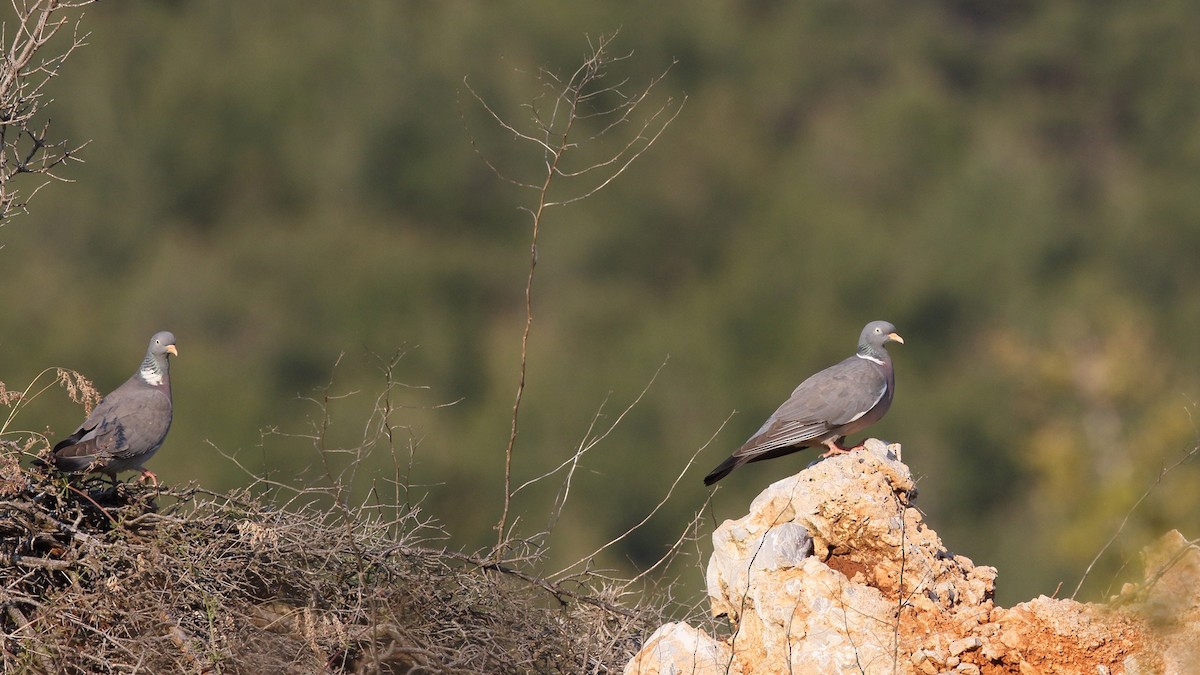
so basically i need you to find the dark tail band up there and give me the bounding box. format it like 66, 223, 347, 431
703, 455, 740, 486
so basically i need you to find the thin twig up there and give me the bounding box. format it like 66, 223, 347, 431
553, 408, 730, 581
1072, 437, 1200, 599
1111, 536, 1200, 606
416, 546, 641, 620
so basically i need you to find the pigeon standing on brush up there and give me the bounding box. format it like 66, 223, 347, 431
48, 331, 178, 486
704, 321, 903, 485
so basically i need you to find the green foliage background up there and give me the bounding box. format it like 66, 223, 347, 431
4, 1, 1200, 607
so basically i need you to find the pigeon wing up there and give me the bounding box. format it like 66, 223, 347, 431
52, 380, 172, 469
732, 356, 888, 461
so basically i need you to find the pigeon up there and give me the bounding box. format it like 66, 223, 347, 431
48, 331, 178, 486
704, 321, 903, 485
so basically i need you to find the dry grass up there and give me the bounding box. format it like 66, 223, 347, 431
0, 468, 666, 674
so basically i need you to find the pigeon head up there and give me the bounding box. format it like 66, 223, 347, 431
139, 331, 178, 386
858, 321, 903, 360
149, 331, 178, 358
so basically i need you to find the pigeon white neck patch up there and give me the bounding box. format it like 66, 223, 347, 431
856, 352, 884, 365
140, 367, 164, 386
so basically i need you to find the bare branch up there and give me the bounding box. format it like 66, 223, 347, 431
513, 358, 668, 500
462, 31, 682, 558
553, 411, 734, 581
0, 0, 96, 222
547, 95, 684, 208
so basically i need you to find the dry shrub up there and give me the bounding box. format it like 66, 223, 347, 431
0, 469, 665, 674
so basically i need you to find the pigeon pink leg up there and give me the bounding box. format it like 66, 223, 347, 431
818, 437, 852, 458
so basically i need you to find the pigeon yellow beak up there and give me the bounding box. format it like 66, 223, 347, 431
166, 345, 179, 357
887, 332, 904, 345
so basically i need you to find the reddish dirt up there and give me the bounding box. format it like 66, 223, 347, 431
824, 552, 873, 586
894, 595, 1155, 674
829, 512, 1158, 673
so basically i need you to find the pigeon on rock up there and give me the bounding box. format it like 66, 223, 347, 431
704, 321, 903, 486
49, 331, 178, 486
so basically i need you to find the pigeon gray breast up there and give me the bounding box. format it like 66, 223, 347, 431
50, 331, 178, 485
704, 321, 902, 485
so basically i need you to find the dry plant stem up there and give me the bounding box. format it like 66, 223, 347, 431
840, 594, 868, 675
370, 349, 414, 524
892, 493, 907, 674
1071, 438, 1200, 600
513, 359, 669, 522
302, 359, 386, 668
64, 483, 116, 525
494, 137, 556, 557
465, 32, 682, 557
553, 409, 732, 582
493, 61, 585, 554
416, 545, 641, 621
0, 0, 94, 221
1113, 536, 1200, 606
0, 368, 65, 435
6, 605, 54, 672
1, 368, 97, 454
625, 491, 714, 590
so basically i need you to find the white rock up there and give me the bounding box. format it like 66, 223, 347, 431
622, 622, 731, 675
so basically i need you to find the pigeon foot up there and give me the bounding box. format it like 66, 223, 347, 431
819, 438, 852, 458
137, 469, 159, 487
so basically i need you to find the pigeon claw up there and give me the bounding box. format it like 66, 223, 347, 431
137, 469, 159, 487
818, 438, 873, 458
818, 438, 852, 458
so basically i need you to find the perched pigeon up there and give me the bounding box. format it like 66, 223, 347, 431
48, 331, 178, 486
704, 321, 903, 485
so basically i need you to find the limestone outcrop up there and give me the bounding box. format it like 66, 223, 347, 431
625, 440, 1199, 675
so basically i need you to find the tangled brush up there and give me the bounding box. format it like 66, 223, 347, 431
0, 465, 659, 674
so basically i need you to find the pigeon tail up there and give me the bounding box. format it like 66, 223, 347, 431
703, 455, 741, 486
